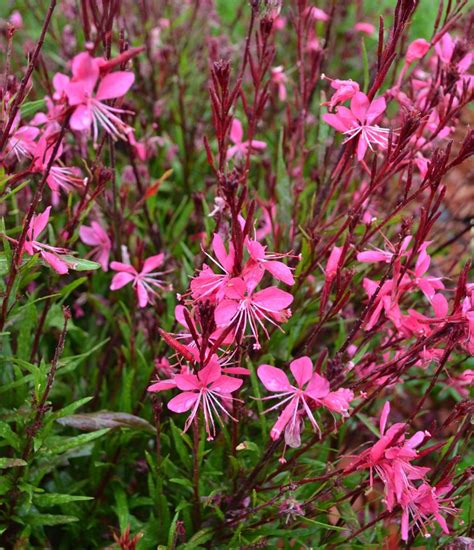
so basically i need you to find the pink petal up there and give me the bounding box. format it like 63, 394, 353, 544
147, 379, 177, 392
53, 72, 70, 96
79, 225, 101, 246
70, 104, 93, 131
257, 364, 292, 392
270, 399, 297, 440
198, 362, 222, 386
322, 111, 354, 133
214, 299, 239, 327
249, 139, 267, 150
253, 286, 293, 311
365, 96, 386, 124
212, 233, 234, 272
264, 261, 295, 285
432, 293, 448, 318
168, 391, 199, 413
289, 356, 314, 388
230, 118, 243, 144
71, 52, 100, 89
96, 71, 135, 100
350, 92, 370, 122
379, 401, 391, 435
356, 137, 368, 161
32, 207, 51, 240
357, 250, 391, 263
135, 280, 149, 308
110, 261, 137, 274
210, 375, 243, 394
322, 388, 354, 415
142, 253, 164, 274
110, 271, 135, 290
306, 372, 330, 399
41, 251, 69, 275
175, 373, 200, 391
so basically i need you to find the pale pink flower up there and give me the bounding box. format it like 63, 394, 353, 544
9, 10, 23, 29
79, 221, 112, 271
323, 92, 391, 160
257, 357, 354, 446
64, 52, 135, 143
148, 361, 243, 440
226, 119, 267, 160
110, 253, 168, 308
354, 22, 376, 35
214, 273, 293, 350
24, 207, 71, 274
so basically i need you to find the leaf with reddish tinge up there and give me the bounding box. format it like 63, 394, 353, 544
56, 412, 155, 433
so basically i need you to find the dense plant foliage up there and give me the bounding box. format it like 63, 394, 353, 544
0, 0, 473, 548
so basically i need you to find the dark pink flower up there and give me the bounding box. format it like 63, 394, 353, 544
148, 360, 243, 440
214, 274, 293, 349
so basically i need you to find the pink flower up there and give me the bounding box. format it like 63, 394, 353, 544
346, 402, 431, 514
257, 357, 354, 446
148, 360, 243, 440
271, 66, 288, 102
324, 246, 343, 282
191, 234, 235, 302
226, 119, 267, 160
110, 253, 168, 308
306, 7, 330, 21
357, 235, 412, 264
214, 273, 293, 349
435, 33, 472, 73
411, 243, 444, 300
24, 207, 71, 274
322, 76, 360, 110
400, 482, 456, 541
323, 92, 391, 160
64, 52, 135, 143
32, 131, 85, 200
79, 221, 112, 271
244, 238, 295, 286
405, 38, 430, 64
6, 115, 39, 161
354, 22, 376, 35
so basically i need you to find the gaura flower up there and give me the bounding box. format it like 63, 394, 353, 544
257, 357, 354, 446
110, 253, 169, 308
323, 91, 391, 160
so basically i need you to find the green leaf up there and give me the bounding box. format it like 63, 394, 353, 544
20, 99, 46, 118
170, 419, 192, 468
24, 513, 79, 526
59, 255, 101, 271
44, 429, 110, 454
33, 493, 93, 507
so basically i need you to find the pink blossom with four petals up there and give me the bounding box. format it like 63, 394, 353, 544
110, 253, 168, 308
79, 221, 112, 271
226, 118, 267, 160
